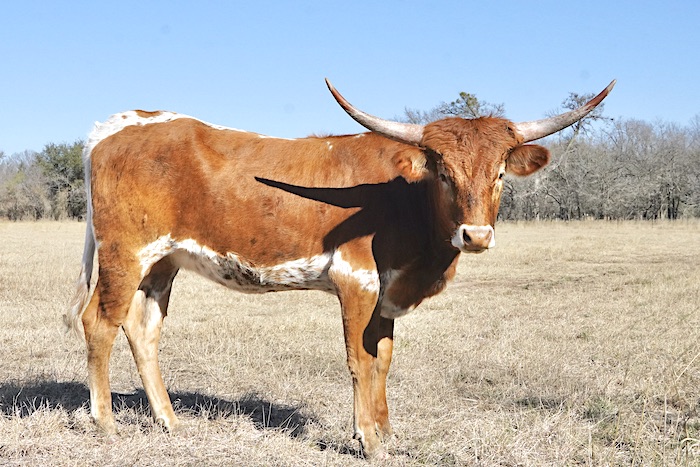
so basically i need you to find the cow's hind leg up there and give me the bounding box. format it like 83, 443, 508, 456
121, 257, 180, 431
81, 285, 119, 435
82, 266, 140, 436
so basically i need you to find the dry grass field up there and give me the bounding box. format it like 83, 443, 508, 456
1, 220, 699, 466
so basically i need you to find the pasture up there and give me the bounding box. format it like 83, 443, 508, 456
0, 220, 699, 466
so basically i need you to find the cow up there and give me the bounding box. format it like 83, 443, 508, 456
66, 78, 614, 459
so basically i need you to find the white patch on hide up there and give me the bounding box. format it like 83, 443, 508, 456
138, 235, 336, 293
328, 250, 380, 293
137, 237, 430, 319
85, 110, 292, 161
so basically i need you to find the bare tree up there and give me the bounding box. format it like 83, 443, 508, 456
0, 151, 52, 220
402, 92, 504, 124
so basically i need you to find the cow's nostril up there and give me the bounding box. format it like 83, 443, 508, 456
462, 229, 472, 245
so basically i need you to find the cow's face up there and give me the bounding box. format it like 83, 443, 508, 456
325, 78, 614, 253
421, 117, 549, 253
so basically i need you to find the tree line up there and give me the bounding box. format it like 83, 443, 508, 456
0, 141, 85, 220
404, 91, 700, 220
502, 117, 700, 220
0, 96, 698, 221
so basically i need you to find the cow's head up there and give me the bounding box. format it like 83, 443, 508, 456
326, 79, 615, 253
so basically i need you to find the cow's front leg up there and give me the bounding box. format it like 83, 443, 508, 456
344, 300, 388, 458
333, 274, 388, 459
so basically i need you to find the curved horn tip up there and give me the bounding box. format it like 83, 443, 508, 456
515, 79, 617, 143
598, 79, 617, 100
582, 79, 617, 110
324, 79, 355, 116
324, 78, 348, 103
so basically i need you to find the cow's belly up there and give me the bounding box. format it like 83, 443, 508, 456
137, 235, 418, 318
137, 234, 335, 293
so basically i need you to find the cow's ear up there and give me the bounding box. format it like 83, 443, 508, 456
392, 148, 429, 182
506, 144, 550, 176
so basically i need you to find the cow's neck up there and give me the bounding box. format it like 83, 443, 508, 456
379, 218, 460, 313
380, 178, 460, 306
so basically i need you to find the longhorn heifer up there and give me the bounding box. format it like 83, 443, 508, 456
67, 79, 614, 458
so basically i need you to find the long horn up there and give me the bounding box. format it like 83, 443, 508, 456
325, 78, 424, 146
515, 80, 617, 143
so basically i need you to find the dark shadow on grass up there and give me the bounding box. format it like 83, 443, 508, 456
0, 380, 312, 438
316, 437, 363, 458
170, 390, 312, 437
0, 380, 90, 416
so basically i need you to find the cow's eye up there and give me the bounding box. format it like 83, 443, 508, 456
439, 173, 448, 183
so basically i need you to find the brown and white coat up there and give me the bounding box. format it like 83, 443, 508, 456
67, 79, 614, 459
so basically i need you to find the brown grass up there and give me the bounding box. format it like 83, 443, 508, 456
1, 220, 699, 466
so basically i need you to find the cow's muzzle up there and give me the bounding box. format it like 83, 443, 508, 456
451, 225, 495, 253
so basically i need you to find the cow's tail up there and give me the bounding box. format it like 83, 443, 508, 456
64, 145, 95, 341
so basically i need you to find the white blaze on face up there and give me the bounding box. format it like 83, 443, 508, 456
451, 224, 496, 252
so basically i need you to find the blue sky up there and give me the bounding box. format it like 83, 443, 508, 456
1, 1, 698, 155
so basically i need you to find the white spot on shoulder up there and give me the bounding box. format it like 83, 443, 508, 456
328, 251, 379, 293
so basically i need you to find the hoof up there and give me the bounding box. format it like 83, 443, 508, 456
361, 439, 390, 461
155, 415, 182, 433
364, 446, 391, 461
104, 433, 120, 445
94, 418, 118, 437
376, 424, 395, 443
